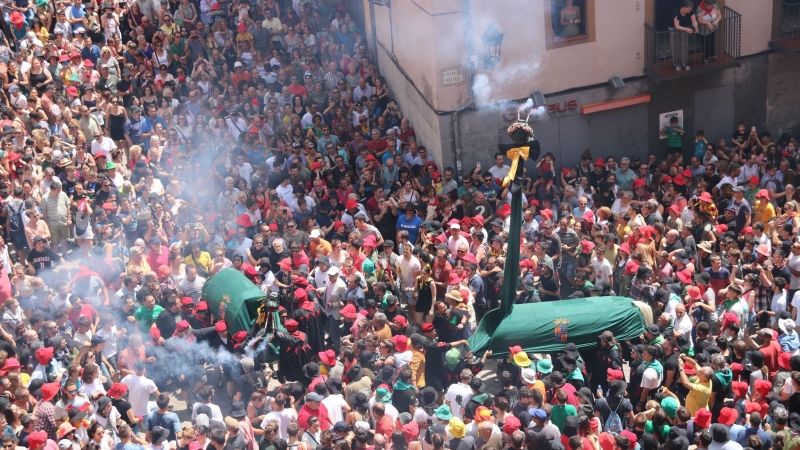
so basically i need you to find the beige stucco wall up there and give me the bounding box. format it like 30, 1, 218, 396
727, 0, 772, 56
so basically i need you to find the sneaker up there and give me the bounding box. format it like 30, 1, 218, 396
676, 66, 683, 72
684, 65, 690, 71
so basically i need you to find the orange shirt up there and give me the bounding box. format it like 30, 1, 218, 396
309, 238, 332, 258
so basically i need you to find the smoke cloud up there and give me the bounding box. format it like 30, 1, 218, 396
471, 57, 543, 109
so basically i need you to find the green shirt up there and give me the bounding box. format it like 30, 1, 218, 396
134, 305, 163, 333
550, 404, 577, 432
665, 126, 683, 148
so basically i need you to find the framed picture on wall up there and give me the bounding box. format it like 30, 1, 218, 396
550, 0, 588, 42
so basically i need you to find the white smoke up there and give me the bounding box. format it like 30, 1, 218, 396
471, 57, 543, 110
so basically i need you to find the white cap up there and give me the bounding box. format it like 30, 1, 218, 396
234, 61, 243, 68
310, 229, 321, 238
326, 266, 340, 276
52, 149, 62, 159
450, 223, 460, 229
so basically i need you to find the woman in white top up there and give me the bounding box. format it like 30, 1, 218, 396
80, 363, 108, 406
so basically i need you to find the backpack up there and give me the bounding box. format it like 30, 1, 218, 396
8, 201, 23, 233
604, 398, 623, 435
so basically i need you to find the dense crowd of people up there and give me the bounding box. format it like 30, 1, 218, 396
0, 1, 800, 450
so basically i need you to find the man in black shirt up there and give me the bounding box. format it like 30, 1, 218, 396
391, 367, 417, 415
155, 296, 182, 339
27, 236, 62, 277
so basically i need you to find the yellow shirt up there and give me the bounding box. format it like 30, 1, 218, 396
616, 223, 631, 240
685, 379, 712, 416
753, 200, 775, 225
186, 252, 212, 272
410, 349, 425, 387
126, 259, 151, 276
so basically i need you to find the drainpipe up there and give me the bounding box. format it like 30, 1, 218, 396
452, 0, 475, 182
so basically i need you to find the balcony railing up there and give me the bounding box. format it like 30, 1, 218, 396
770, 0, 800, 53
644, 7, 741, 81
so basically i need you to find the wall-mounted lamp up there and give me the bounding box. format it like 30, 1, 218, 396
481, 23, 504, 71
530, 91, 546, 107
608, 77, 625, 88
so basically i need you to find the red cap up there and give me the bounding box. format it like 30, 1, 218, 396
661, 175, 672, 183
365, 154, 376, 162
497, 204, 511, 218
718, 407, 737, 426
83, 59, 94, 67
624, 260, 639, 275
36, 346, 54, 364
181, 297, 194, 306
687, 286, 702, 300
196, 301, 208, 312
447, 272, 462, 285
149, 327, 161, 341
334, 220, 345, 229
634, 178, 646, 188
745, 401, 762, 414
346, 199, 358, 210
619, 243, 630, 254
312, 162, 323, 170
682, 362, 696, 375
742, 226, 754, 235
285, 319, 299, 331
340, 304, 357, 320
294, 288, 308, 301
779, 352, 792, 370
594, 158, 605, 166
421, 323, 434, 332
698, 192, 713, 203
749, 175, 760, 185
502, 415, 521, 435
393, 315, 408, 328
278, 258, 293, 271
607, 368, 624, 380
509, 345, 522, 355
318, 350, 336, 366
269, 222, 279, 231
694, 408, 712, 429
107, 382, 128, 398
215, 321, 228, 332
3, 358, 21, 371
249, 126, 259, 133
581, 239, 595, 253
677, 269, 693, 284
714, 224, 728, 234
27, 432, 47, 449
66, 86, 79, 96
236, 214, 254, 227
471, 215, 484, 226
756, 189, 770, 200
232, 330, 247, 343
176, 320, 190, 332
673, 174, 686, 186
682, 168, 693, 178
392, 335, 409, 353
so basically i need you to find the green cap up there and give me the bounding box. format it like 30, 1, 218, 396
36, 0, 47, 6
434, 404, 452, 421
68, 73, 81, 82
0, 151, 5, 160
445, 348, 460, 365
660, 396, 678, 418
536, 359, 553, 374
106, 161, 116, 170
362, 258, 375, 274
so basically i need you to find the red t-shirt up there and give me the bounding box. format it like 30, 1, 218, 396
760, 339, 782, 380
297, 403, 330, 430
374, 414, 395, 439
147, 246, 170, 271
67, 304, 99, 328
367, 139, 388, 154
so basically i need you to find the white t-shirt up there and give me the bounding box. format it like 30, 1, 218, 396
772, 291, 787, 326
592, 257, 613, 284
321, 394, 348, 425
444, 382, 472, 420
275, 183, 294, 204
397, 256, 421, 291
94, 326, 118, 358
91, 137, 117, 160
121, 374, 158, 416
488, 164, 510, 182
192, 402, 223, 422
640, 367, 662, 391
791, 291, 800, 321
789, 254, 800, 290
674, 315, 694, 346
261, 408, 297, 440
